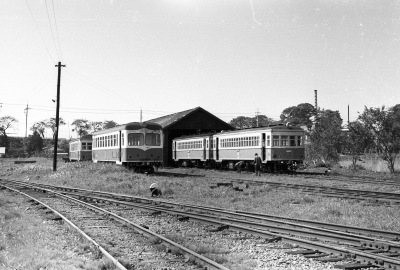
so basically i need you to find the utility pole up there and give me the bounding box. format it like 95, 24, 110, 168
53, 62, 65, 172
24, 104, 31, 138
255, 108, 260, 127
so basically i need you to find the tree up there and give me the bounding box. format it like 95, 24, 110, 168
26, 131, 44, 156
58, 139, 69, 153
90, 121, 103, 133
45, 117, 66, 140
358, 106, 400, 173
0, 116, 18, 152
230, 115, 277, 129
30, 121, 46, 138
280, 103, 315, 130
230, 116, 254, 129
71, 119, 90, 137
103, 120, 118, 129
343, 121, 374, 170
307, 109, 343, 165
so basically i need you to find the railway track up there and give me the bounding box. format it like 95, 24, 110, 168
0, 180, 230, 270
2, 178, 400, 270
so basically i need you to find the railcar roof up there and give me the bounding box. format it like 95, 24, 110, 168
91, 122, 162, 135
173, 133, 215, 141
217, 125, 304, 135
173, 125, 304, 140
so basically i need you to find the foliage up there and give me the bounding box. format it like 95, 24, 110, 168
307, 109, 343, 165
30, 121, 46, 138
26, 131, 44, 156
229, 115, 277, 129
58, 139, 69, 153
0, 116, 18, 152
90, 121, 103, 133
71, 119, 90, 137
280, 103, 315, 130
45, 117, 66, 140
343, 121, 374, 170
358, 105, 400, 173
103, 120, 118, 129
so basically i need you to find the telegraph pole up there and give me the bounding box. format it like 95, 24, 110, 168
53, 62, 65, 172
255, 108, 260, 127
24, 104, 30, 138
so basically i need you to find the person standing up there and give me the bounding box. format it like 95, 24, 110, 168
254, 153, 262, 176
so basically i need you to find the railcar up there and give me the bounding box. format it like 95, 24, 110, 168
172, 134, 215, 167
69, 135, 93, 162
172, 125, 305, 172
92, 122, 163, 173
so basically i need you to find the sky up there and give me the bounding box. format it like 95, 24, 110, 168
1, 0, 399, 139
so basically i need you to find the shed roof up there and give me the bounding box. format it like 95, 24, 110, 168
146, 107, 233, 130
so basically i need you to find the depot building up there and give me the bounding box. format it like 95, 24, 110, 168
146, 107, 233, 166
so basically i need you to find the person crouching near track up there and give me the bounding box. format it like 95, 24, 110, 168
150, 183, 162, 197
235, 161, 244, 173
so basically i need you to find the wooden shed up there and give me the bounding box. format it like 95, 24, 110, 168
146, 107, 233, 166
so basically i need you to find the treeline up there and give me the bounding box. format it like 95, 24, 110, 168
230, 103, 400, 174
0, 117, 118, 158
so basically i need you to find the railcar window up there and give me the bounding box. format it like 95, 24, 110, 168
281, 136, 288, 146
266, 135, 270, 146
82, 143, 87, 150
290, 136, 296, 146
145, 133, 161, 146
298, 136, 302, 146
128, 133, 144, 146
272, 136, 279, 146
122, 133, 124, 147
88, 143, 92, 150
206, 139, 209, 149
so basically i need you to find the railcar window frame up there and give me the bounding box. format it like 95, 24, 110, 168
272, 135, 279, 146
281, 136, 288, 146
290, 136, 296, 146
128, 133, 144, 146
145, 133, 161, 146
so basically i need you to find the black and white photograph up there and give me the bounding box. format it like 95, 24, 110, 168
1, 1, 400, 269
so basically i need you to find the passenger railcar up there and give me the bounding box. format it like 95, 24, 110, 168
172, 125, 305, 172
69, 135, 93, 162
172, 134, 214, 167
92, 122, 162, 173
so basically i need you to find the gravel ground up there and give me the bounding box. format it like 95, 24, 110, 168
104, 203, 346, 270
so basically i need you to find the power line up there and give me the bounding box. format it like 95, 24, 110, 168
51, 0, 63, 61
24, 0, 55, 64
44, 0, 61, 60
64, 68, 137, 106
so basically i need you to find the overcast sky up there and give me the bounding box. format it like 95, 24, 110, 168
1, 0, 399, 139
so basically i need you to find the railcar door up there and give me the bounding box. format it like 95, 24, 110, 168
173, 141, 177, 160
119, 131, 122, 162
203, 138, 206, 160
262, 133, 266, 161
216, 138, 219, 160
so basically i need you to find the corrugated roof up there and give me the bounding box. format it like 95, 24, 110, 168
145, 107, 201, 129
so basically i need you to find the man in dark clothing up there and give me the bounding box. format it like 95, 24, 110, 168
254, 153, 262, 176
